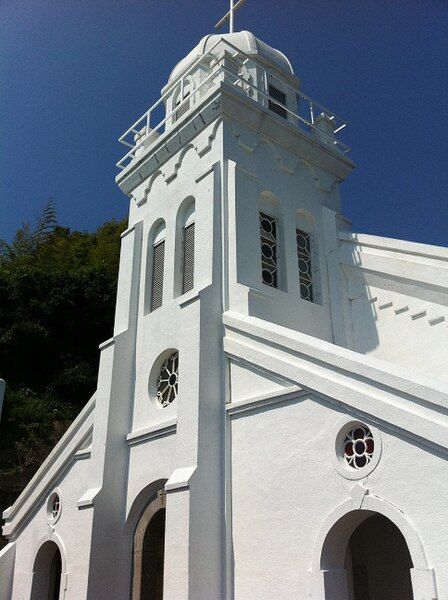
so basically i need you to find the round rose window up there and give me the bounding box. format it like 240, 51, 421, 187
156, 352, 179, 407
47, 492, 61, 521
343, 426, 374, 469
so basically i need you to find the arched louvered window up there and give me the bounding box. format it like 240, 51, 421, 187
175, 198, 195, 297
182, 210, 195, 294
150, 222, 166, 312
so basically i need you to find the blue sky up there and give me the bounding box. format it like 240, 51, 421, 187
1, 0, 447, 245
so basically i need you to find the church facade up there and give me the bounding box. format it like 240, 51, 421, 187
1, 31, 447, 600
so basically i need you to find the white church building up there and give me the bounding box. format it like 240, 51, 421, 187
1, 29, 447, 600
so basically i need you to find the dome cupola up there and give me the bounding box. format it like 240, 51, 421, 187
167, 30, 294, 86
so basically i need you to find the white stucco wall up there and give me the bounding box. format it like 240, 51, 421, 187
9, 455, 94, 600
340, 232, 448, 382
229, 392, 448, 599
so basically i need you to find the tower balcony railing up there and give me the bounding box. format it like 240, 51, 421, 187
117, 38, 350, 170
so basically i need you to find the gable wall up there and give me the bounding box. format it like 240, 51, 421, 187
339, 233, 448, 381
229, 392, 448, 599
10, 455, 94, 600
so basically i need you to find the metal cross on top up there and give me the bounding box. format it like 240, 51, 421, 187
215, 0, 247, 33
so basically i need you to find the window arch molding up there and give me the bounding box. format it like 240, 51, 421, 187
174, 196, 196, 297
131, 489, 167, 600
125, 480, 168, 600
30, 533, 67, 600
145, 219, 167, 314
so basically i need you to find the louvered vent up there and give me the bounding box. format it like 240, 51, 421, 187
151, 240, 165, 311
182, 223, 195, 294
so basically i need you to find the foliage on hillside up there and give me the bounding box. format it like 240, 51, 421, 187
0, 201, 126, 475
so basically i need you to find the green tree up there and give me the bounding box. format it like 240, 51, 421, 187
0, 204, 126, 535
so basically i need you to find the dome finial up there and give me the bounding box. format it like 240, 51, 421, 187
215, 0, 247, 33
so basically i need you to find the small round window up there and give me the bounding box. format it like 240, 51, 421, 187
156, 352, 179, 407
47, 492, 61, 522
343, 425, 374, 470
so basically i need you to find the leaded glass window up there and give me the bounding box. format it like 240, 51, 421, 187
156, 352, 179, 407
182, 222, 195, 294
260, 212, 278, 288
150, 240, 165, 312
343, 426, 374, 470
297, 229, 313, 302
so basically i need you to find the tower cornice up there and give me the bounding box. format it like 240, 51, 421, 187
116, 81, 354, 197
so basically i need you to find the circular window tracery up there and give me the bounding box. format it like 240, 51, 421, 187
156, 352, 179, 407
343, 425, 374, 470
47, 492, 61, 522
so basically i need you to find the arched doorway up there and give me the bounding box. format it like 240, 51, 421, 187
132, 490, 166, 600
30, 541, 63, 600
318, 509, 415, 600
345, 514, 413, 600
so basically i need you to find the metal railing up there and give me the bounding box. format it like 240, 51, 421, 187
117, 37, 349, 170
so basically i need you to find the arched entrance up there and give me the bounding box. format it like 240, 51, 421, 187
317, 508, 416, 600
311, 497, 437, 600
30, 541, 63, 600
132, 489, 166, 600
345, 513, 413, 600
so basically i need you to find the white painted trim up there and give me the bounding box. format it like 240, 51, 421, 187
77, 487, 101, 509
311, 495, 428, 572
165, 466, 196, 492
178, 289, 201, 308
131, 490, 166, 600
120, 225, 136, 239
331, 417, 382, 481
309, 495, 438, 599
223, 312, 448, 409
226, 385, 304, 416
32, 532, 68, 599
223, 313, 448, 451
339, 231, 448, 262
74, 446, 91, 460
46, 488, 63, 525
98, 337, 115, 350
126, 419, 177, 446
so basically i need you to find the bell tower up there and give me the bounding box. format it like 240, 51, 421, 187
105, 30, 354, 600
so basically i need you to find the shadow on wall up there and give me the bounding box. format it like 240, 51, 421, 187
85, 478, 167, 600
320, 511, 414, 600
342, 249, 380, 355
